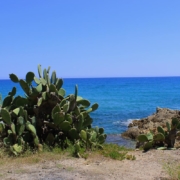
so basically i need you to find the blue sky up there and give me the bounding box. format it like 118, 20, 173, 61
0, 0, 180, 78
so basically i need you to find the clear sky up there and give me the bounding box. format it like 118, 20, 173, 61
0, 0, 180, 79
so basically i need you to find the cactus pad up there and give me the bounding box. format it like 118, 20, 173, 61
1, 108, 11, 125
137, 134, 148, 142
153, 133, 165, 141
69, 128, 79, 140
80, 130, 87, 141
9, 74, 19, 83
19, 80, 30, 95
52, 104, 61, 119
60, 121, 71, 132
26, 72, 35, 84
143, 141, 153, 151
53, 112, 65, 126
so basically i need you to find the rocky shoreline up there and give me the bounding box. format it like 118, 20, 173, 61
121, 107, 180, 147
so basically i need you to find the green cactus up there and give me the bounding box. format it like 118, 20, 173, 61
53, 112, 65, 126
160, 118, 180, 147
68, 128, 79, 140
74, 114, 83, 131
146, 132, 153, 141
11, 123, 16, 134
166, 122, 171, 131
98, 134, 106, 144
74, 106, 81, 116
58, 88, 66, 97
74, 141, 81, 157
80, 130, 87, 142
157, 126, 165, 135
0, 64, 106, 156
83, 116, 93, 127
34, 77, 41, 84
45, 133, 55, 145
16, 124, 25, 136
90, 131, 97, 142
63, 103, 69, 113
26, 72, 35, 84
8, 87, 16, 96
0, 123, 5, 133
59, 99, 66, 107
11, 144, 23, 155
43, 69, 48, 82
19, 107, 24, 117
56, 78, 63, 90
1, 108, 12, 125
86, 103, 98, 113
26, 122, 37, 137
16, 116, 26, 136
19, 80, 30, 95
137, 133, 154, 151
47, 66, 51, 74
34, 136, 39, 146
99, 128, 104, 134
143, 141, 153, 151
2, 96, 13, 108
9, 73, 19, 83
74, 85, 78, 101
13, 108, 20, 116
153, 133, 165, 141
65, 114, 73, 124
49, 84, 56, 92
137, 118, 180, 150
36, 84, 42, 92
42, 92, 47, 100
40, 78, 47, 86
94, 126, 99, 134
37, 97, 43, 107
38, 64, 42, 78
51, 71, 56, 85
172, 118, 180, 129
77, 99, 90, 107
3, 133, 14, 147
17, 116, 25, 125
52, 104, 61, 119
60, 121, 71, 132
157, 147, 167, 150
16, 97, 28, 107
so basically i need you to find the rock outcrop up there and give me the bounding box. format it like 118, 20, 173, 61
121, 107, 180, 140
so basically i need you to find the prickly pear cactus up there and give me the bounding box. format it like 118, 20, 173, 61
0, 65, 106, 156
137, 118, 180, 150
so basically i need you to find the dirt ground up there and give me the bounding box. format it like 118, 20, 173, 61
1, 149, 180, 180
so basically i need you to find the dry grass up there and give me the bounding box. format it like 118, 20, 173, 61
0, 143, 133, 170
0, 146, 68, 169
164, 162, 180, 180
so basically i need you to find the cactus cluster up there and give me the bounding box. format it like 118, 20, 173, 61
0, 65, 106, 155
137, 118, 180, 151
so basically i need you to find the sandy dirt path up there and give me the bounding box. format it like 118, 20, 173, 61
1, 149, 180, 180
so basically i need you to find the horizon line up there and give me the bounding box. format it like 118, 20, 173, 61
0, 75, 180, 80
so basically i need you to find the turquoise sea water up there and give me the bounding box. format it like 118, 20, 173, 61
1, 77, 180, 147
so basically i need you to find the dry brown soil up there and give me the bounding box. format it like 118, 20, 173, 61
1, 149, 180, 180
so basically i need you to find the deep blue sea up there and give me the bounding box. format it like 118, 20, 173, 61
1, 77, 180, 147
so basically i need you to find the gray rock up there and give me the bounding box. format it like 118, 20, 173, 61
121, 127, 139, 140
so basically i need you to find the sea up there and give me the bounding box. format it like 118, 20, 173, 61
1, 77, 180, 148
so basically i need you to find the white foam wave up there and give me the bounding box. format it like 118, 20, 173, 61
113, 119, 140, 126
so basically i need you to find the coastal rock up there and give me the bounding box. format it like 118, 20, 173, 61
121, 127, 139, 140
122, 107, 180, 140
